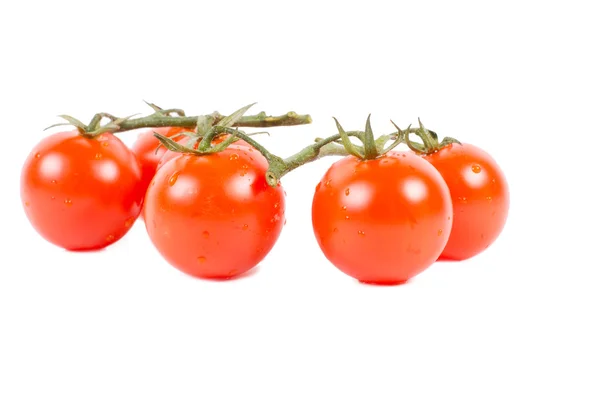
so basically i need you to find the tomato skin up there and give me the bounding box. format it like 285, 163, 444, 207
143, 145, 285, 279
311, 152, 453, 284
131, 127, 191, 192
422, 143, 509, 260
20, 131, 144, 250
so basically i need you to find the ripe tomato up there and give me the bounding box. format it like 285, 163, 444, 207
131, 127, 191, 192
421, 143, 509, 260
21, 131, 144, 250
312, 152, 453, 284
143, 145, 285, 279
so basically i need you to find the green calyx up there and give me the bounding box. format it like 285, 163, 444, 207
332, 115, 412, 160
403, 118, 461, 155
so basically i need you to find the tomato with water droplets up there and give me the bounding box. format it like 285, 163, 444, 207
311, 151, 453, 285
20, 131, 144, 250
419, 143, 509, 260
143, 144, 285, 279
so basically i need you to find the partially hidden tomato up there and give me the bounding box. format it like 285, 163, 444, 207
143, 144, 285, 279
21, 131, 144, 250
131, 126, 192, 193
420, 143, 509, 260
312, 151, 453, 284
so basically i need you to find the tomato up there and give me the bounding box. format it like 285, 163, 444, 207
311, 151, 453, 284
20, 131, 144, 250
420, 143, 509, 260
131, 126, 191, 192
143, 145, 285, 279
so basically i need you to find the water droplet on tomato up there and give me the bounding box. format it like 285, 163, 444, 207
458, 196, 467, 202
35, 152, 41, 158
242, 224, 249, 231
325, 179, 332, 187
358, 230, 366, 236
437, 229, 443, 236
486, 196, 492, 201
242, 164, 248, 169
274, 203, 279, 209
333, 227, 338, 233
402, 154, 406, 158
168, 171, 180, 186
51, 179, 57, 184
64, 198, 73, 206
341, 205, 347, 211
480, 233, 484, 239
197, 256, 207, 263
51, 196, 55, 200
492, 178, 496, 184
229, 154, 239, 161
382, 160, 389, 164
106, 234, 115, 242
250, 157, 254, 161
95, 153, 103, 160
24, 201, 30, 207
202, 231, 210, 238
345, 215, 350, 220
229, 269, 239, 276
447, 216, 451, 220
471, 164, 481, 173
102, 141, 109, 147
125, 217, 135, 228
345, 188, 350, 196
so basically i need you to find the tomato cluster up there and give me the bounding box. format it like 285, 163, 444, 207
20, 107, 509, 285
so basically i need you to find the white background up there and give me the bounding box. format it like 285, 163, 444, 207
1, 1, 599, 399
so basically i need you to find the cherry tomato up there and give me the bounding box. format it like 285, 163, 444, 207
21, 131, 144, 250
421, 143, 509, 260
131, 127, 191, 193
143, 145, 285, 279
312, 152, 453, 284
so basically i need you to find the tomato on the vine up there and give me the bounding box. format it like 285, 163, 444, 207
420, 143, 509, 260
21, 131, 144, 250
312, 151, 453, 285
143, 144, 285, 279
131, 126, 192, 192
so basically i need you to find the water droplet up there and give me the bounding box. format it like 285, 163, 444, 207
492, 178, 496, 184
64, 198, 73, 206
242, 164, 248, 169
341, 205, 347, 211
102, 141, 109, 147
458, 196, 467, 202
447, 216, 451, 220
333, 227, 338, 233
480, 233, 484, 239
95, 153, 103, 160
325, 179, 332, 187
274, 203, 279, 209
240, 171, 247, 177
168, 171, 180, 186
106, 234, 115, 242
151, 180, 156, 186
228, 269, 239, 276
486, 196, 492, 201
345, 215, 350, 220
250, 157, 254, 161
358, 230, 366, 236
316, 182, 322, 190
409, 165, 416, 171
197, 256, 207, 263
202, 231, 210, 238
35, 152, 41, 158
229, 154, 239, 161
382, 160, 389, 164
51, 196, 55, 200
242, 224, 249, 231
345, 188, 350, 196
124, 217, 135, 228
471, 164, 481, 173
437, 229, 443, 236
51, 179, 57, 184
24, 201, 30, 207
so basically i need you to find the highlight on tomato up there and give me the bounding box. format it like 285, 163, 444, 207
21, 130, 144, 251
311, 117, 453, 285
144, 144, 285, 279
404, 120, 509, 261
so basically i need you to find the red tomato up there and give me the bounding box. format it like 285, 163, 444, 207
312, 152, 453, 284
21, 131, 144, 250
421, 143, 509, 260
131, 127, 191, 193
143, 145, 285, 279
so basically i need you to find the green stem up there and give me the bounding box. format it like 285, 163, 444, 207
86, 111, 312, 134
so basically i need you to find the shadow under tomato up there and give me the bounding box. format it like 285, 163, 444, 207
64, 247, 107, 254
191, 265, 261, 282
436, 256, 460, 263
356, 278, 411, 287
